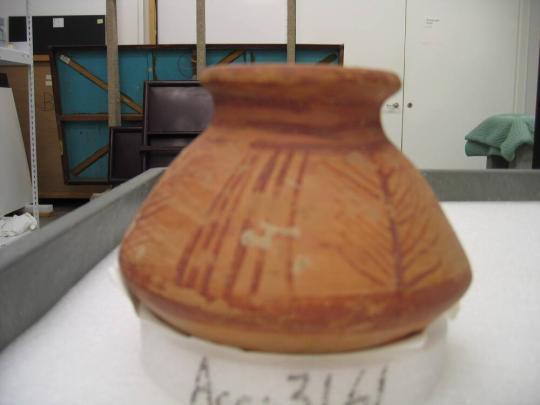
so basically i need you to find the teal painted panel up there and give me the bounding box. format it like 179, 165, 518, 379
57, 50, 108, 114
64, 121, 109, 180
58, 49, 150, 114
206, 49, 250, 65
206, 49, 287, 65
119, 49, 150, 113
248, 49, 287, 64
55, 45, 342, 183
297, 48, 340, 64
154, 49, 194, 80
57, 47, 337, 116
205, 48, 338, 65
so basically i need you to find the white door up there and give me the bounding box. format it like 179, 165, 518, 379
402, 0, 521, 169
297, 0, 407, 148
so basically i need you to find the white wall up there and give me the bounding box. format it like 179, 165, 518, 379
157, 0, 196, 43
117, 0, 144, 44
157, 0, 404, 70
297, 0, 406, 71
0, 0, 142, 45
158, 0, 286, 44
0, 0, 103, 16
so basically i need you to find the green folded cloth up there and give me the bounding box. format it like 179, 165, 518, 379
464, 114, 535, 162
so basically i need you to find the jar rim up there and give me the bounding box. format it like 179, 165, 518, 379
200, 64, 401, 94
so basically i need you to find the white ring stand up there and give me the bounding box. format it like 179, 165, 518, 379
139, 306, 447, 405
110, 255, 448, 405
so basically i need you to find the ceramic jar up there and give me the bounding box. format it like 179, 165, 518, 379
120, 65, 471, 353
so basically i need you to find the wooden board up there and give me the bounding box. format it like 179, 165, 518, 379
148, 0, 157, 45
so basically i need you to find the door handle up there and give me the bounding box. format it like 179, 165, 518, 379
386, 102, 400, 109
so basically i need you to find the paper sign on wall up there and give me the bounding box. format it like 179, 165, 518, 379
424, 17, 441, 27
421, 16, 442, 47
52, 17, 64, 28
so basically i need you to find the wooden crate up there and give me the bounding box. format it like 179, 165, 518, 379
50, 44, 344, 184
0, 62, 109, 198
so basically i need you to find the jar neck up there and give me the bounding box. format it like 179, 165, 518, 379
210, 91, 382, 137
201, 65, 400, 139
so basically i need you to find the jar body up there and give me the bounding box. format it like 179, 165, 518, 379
120, 65, 471, 353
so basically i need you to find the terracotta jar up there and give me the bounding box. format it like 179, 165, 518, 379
120, 65, 471, 353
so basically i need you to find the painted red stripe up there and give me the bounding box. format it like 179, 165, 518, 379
375, 165, 404, 288
406, 258, 442, 289
340, 249, 386, 287
199, 216, 233, 298
185, 265, 200, 288
324, 162, 380, 200
175, 227, 204, 286
223, 219, 251, 299
250, 140, 384, 152
286, 152, 309, 285
274, 150, 294, 194
253, 150, 280, 193
206, 156, 249, 214
250, 252, 266, 294
201, 221, 219, 250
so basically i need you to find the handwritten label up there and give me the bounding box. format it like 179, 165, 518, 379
189, 357, 389, 405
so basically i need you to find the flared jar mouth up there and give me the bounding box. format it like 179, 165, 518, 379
200, 64, 401, 105
200, 64, 401, 137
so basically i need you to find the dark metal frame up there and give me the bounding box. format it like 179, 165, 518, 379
108, 126, 144, 184
108, 81, 213, 184
142, 80, 210, 171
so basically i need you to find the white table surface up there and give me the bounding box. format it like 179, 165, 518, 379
1, 202, 539, 405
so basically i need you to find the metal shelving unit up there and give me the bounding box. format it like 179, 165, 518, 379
0, 1, 39, 226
